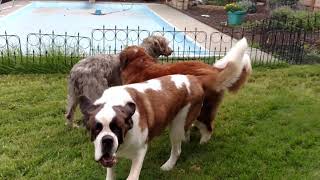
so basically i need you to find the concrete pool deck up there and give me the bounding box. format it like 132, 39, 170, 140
0, 0, 270, 61
147, 3, 272, 60
148, 3, 235, 51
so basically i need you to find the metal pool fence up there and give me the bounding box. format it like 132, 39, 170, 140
1, 16, 319, 73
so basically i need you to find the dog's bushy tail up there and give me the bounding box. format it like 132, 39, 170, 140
200, 38, 250, 92
213, 38, 250, 91
226, 53, 252, 93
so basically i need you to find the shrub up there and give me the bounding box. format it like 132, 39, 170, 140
271, 7, 320, 30
303, 40, 320, 64
269, 0, 298, 8
303, 52, 320, 64
271, 6, 294, 18
237, 0, 256, 13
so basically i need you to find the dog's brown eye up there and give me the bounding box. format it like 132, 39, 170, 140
90, 121, 103, 141
110, 121, 123, 144
95, 122, 103, 133
110, 122, 121, 134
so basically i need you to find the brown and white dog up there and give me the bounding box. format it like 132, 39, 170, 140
78, 41, 248, 180
119, 38, 252, 144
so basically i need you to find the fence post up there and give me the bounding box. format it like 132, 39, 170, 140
183, 28, 187, 60
52, 30, 55, 56
193, 28, 197, 58
77, 32, 80, 58
126, 26, 129, 47
64, 32, 67, 65
114, 25, 117, 54
39, 30, 42, 63
103, 25, 106, 54
18, 35, 22, 63
137, 26, 140, 45
173, 27, 177, 58
5, 31, 10, 60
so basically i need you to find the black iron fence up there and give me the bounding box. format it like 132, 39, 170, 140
0, 16, 319, 73
91, 26, 150, 54
0, 33, 22, 63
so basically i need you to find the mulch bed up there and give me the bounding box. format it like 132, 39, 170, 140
182, 4, 269, 31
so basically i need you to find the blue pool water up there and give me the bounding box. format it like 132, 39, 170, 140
0, 1, 206, 55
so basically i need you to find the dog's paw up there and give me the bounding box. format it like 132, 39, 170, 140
65, 122, 72, 128
199, 134, 211, 144
126, 176, 138, 180
72, 123, 80, 128
160, 162, 174, 171
65, 122, 79, 129
183, 130, 191, 143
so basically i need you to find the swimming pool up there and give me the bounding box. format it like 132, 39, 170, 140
0, 1, 206, 56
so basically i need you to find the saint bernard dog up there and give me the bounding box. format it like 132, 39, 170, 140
78, 41, 248, 179
119, 38, 251, 144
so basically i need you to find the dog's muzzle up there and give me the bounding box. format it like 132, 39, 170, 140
164, 48, 173, 56
98, 135, 117, 167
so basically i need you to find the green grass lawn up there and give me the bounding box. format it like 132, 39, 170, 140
0, 65, 319, 179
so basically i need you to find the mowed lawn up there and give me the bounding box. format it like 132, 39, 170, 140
0, 65, 319, 179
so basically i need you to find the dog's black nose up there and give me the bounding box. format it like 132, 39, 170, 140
101, 135, 114, 154
102, 135, 114, 147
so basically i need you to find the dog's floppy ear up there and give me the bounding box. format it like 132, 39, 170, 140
119, 49, 128, 70
152, 38, 161, 55
120, 46, 145, 70
123, 102, 135, 129
113, 102, 136, 129
79, 95, 102, 116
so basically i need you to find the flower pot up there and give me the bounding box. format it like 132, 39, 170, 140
227, 11, 246, 26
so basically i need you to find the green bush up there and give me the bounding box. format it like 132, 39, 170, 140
303, 52, 320, 64
237, 0, 256, 13
303, 41, 320, 64
271, 7, 320, 30
271, 6, 293, 17
269, 0, 298, 7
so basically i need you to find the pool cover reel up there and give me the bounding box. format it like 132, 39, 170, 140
92, 3, 133, 15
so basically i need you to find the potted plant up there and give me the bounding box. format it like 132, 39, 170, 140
224, 0, 254, 26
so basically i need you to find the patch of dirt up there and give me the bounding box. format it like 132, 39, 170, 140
182, 4, 270, 31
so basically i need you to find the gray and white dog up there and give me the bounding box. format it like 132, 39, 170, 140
65, 35, 173, 128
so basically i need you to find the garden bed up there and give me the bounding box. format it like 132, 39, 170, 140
182, 4, 269, 31
182, 4, 320, 64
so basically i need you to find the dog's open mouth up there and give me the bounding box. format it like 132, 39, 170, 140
99, 154, 117, 167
